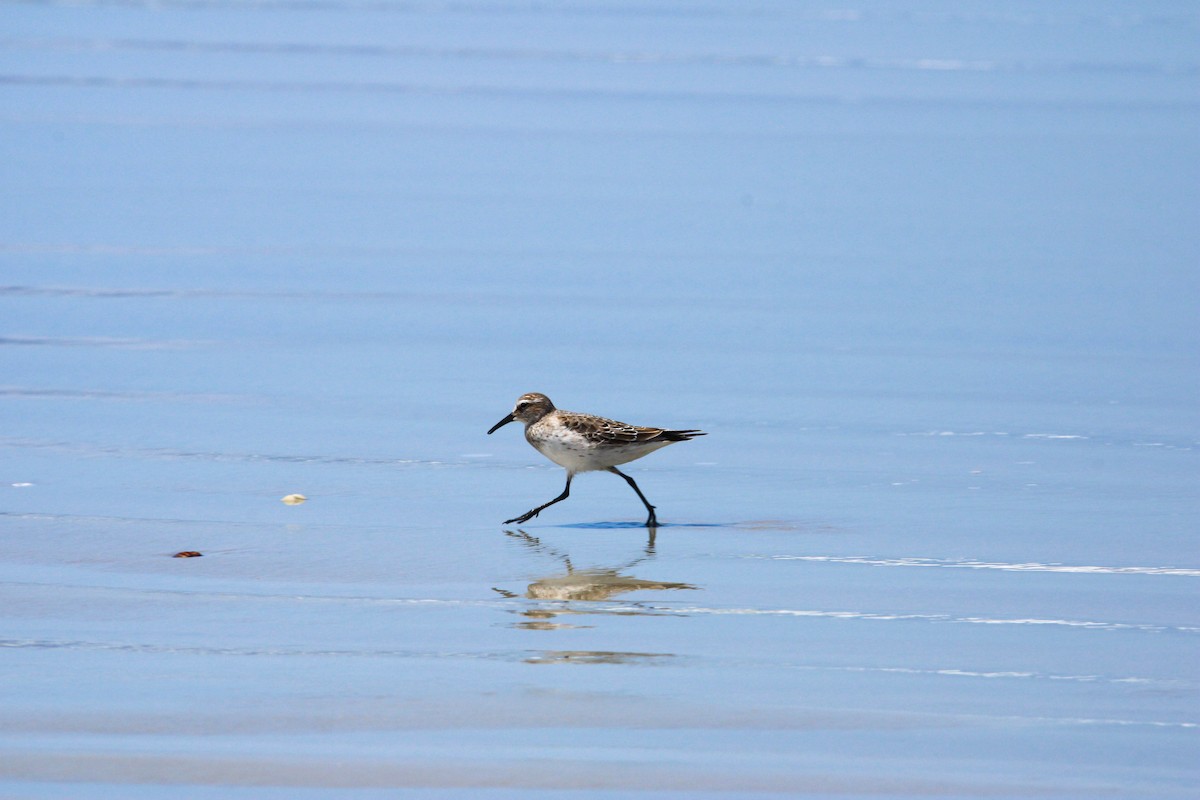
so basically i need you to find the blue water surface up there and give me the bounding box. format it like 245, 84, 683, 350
2, 1, 1198, 797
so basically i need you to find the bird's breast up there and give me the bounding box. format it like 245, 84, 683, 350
526, 423, 597, 472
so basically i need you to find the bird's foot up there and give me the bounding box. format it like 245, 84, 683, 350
505, 510, 539, 525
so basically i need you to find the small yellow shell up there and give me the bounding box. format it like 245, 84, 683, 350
280, 494, 307, 505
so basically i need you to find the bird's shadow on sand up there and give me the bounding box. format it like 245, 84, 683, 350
557, 521, 727, 529
522, 520, 830, 533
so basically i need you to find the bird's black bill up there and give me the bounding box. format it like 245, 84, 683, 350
487, 413, 515, 435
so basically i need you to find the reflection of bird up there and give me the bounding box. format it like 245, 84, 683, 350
497, 530, 695, 602
523, 568, 695, 601
488, 392, 705, 527
525, 650, 673, 665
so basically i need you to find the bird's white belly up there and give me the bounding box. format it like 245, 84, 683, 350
528, 427, 668, 473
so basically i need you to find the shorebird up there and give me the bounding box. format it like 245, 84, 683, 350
487, 392, 705, 527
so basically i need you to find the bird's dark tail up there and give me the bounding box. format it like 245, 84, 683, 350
661, 429, 706, 442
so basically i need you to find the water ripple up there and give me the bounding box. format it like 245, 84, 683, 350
6, 2, 1197, 30
3, 36, 1195, 77
0, 438, 458, 468
0, 387, 246, 403
0, 336, 201, 349
2, 73, 1193, 112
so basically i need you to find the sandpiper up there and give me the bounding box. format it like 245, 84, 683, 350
487, 392, 705, 527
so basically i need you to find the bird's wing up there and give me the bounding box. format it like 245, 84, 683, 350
559, 412, 668, 445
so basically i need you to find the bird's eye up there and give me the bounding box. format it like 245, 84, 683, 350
516, 402, 528, 411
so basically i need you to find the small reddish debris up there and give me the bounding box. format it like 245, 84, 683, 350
172, 551, 203, 558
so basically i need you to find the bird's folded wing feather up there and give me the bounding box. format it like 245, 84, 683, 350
560, 413, 667, 444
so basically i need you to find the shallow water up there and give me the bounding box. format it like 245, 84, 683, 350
2, 1, 1198, 797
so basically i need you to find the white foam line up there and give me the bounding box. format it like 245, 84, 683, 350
897, 430, 1009, 437
629, 605, 1197, 634
896, 431, 1093, 439
1022, 433, 1090, 440
1013, 715, 1198, 730
749, 554, 1200, 577
833, 665, 1186, 688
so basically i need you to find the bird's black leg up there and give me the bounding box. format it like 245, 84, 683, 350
608, 467, 658, 527
505, 474, 572, 524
